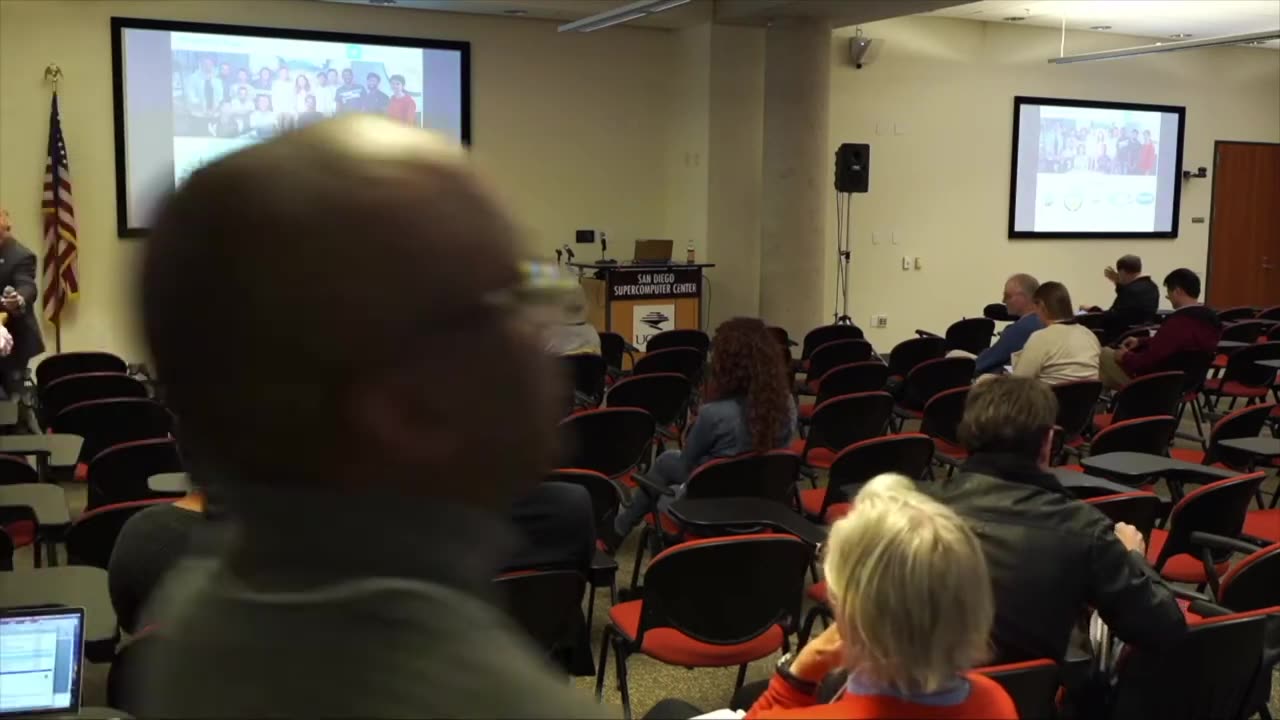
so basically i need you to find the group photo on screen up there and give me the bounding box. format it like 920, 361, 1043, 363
1037, 115, 1160, 176
172, 50, 423, 140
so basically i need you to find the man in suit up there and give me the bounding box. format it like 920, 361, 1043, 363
0, 208, 44, 394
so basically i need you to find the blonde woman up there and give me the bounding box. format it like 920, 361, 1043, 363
746, 474, 1017, 719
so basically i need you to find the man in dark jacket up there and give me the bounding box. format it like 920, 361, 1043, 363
1100, 268, 1221, 389
929, 376, 1185, 665
0, 208, 46, 393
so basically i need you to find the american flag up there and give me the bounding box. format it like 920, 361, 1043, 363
42, 92, 79, 326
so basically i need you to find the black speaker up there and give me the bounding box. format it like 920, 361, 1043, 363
834, 143, 870, 193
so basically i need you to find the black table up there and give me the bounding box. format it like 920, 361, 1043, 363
666, 498, 827, 546
1081, 452, 1236, 491
1050, 469, 1137, 498
0, 566, 118, 662
0, 433, 84, 481
0, 483, 70, 567
148, 471, 190, 494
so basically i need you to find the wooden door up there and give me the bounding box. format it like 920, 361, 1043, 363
1206, 141, 1280, 309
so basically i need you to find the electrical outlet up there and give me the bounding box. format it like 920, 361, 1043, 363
871, 314, 888, 328
914, 257, 923, 270
871, 231, 880, 245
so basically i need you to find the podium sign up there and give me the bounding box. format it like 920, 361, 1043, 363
609, 268, 702, 300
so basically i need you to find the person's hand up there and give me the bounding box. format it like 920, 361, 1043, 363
1104, 266, 1119, 283
1114, 522, 1146, 554
1, 287, 22, 313
1121, 336, 1140, 350
789, 623, 844, 683
1113, 348, 1128, 363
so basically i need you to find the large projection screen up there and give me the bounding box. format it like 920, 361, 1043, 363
111, 17, 471, 237
1008, 96, 1185, 239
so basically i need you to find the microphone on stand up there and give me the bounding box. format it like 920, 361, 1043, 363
563, 244, 576, 263
555, 248, 563, 265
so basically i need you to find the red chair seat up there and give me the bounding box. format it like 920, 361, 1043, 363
788, 439, 836, 469
1211, 354, 1228, 369
1202, 378, 1269, 398
798, 403, 816, 420
806, 580, 828, 605
1147, 528, 1229, 583
2, 520, 35, 548
823, 503, 852, 523
932, 438, 968, 460
1093, 413, 1114, 432
1244, 509, 1280, 543
1060, 464, 1084, 472
1169, 447, 1205, 464
74, 462, 88, 484
798, 489, 851, 524
608, 600, 785, 666
895, 407, 923, 420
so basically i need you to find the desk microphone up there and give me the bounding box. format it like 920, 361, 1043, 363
555, 248, 563, 265
562, 244, 576, 262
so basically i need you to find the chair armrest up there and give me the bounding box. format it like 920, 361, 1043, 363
1171, 586, 1212, 604
1189, 531, 1266, 556
630, 472, 675, 497
1188, 599, 1233, 618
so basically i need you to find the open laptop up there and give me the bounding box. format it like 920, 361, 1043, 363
0, 607, 85, 716
632, 239, 674, 264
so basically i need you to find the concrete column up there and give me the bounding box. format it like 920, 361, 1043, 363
759, 18, 831, 339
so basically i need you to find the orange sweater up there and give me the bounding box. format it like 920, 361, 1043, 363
746, 672, 1019, 720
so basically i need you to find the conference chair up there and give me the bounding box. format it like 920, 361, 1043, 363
1215, 306, 1259, 323
767, 326, 796, 348
1171, 350, 1216, 445
37, 372, 148, 430
50, 398, 174, 482
1169, 402, 1273, 470
558, 408, 655, 484
1108, 608, 1274, 720
1084, 492, 1165, 539
1203, 342, 1280, 412
983, 303, 1015, 322
545, 469, 622, 630
798, 361, 889, 423
920, 386, 970, 473
787, 392, 894, 474
1093, 370, 1183, 432
798, 434, 934, 524
65, 497, 178, 569
600, 332, 632, 376
564, 354, 607, 411
34, 351, 128, 389
1147, 472, 1266, 584
0, 527, 12, 572
884, 336, 946, 382
0, 455, 39, 558
1210, 319, 1277, 373
644, 329, 710, 355
795, 324, 865, 371
1072, 312, 1107, 331
605, 373, 692, 449
917, 317, 996, 356
1087, 415, 1178, 460
596, 534, 812, 719
85, 438, 184, 511
1258, 305, 1280, 323
976, 659, 1061, 720
892, 356, 973, 423
632, 347, 704, 386
494, 569, 592, 676
795, 340, 875, 395
1052, 379, 1103, 456
1109, 325, 1154, 349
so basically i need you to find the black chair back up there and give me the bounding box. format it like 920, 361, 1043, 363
978, 659, 1060, 720
885, 336, 946, 379
1153, 473, 1266, 573
1111, 371, 1184, 424
1072, 312, 1107, 330
1085, 492, 1164, 540
1220, 319, 1272, 344
605, 373, 691, 430
805, 340, 874, 382
53, 398, 174, 466
983, 303, 1015, 322
600, 332, 627, 372
633, 347, 705, 385
1089, 416, 1177, 458
0, 454, 37, 485
944, 317, 995, 355
639, 534, 812, 645
1221, 342, 1280, 390
546, 469, 621, 537
558, 408, 654, 479
767, 327, 793, 348
1111, 609, 1271, 720
1257, 305, 1280, 322
494, 569, 588, 662
920, 387, 969, 447
1110, 326, 1153, 349
813, 361, 889, 405
1206, 403, 1274, 467
1166, 350, 1215, 396
39, 372, 148, 429
1216, 307, 1259, 323
564, 354, 606, 408
0, 527, 12, 571
86, 438, 184, 510
805, 392, 894, 457
798, 325, 864, 362
900, 357, 973, 411
684, 451, 800, 506
1052, 380, 1104, 444
35, 352, 128, 388
825, 434, 934, 513
645, 329, 710, 355
107, 628, 159, 715
1218, 543, 1280, 612
66, 498, 176, 569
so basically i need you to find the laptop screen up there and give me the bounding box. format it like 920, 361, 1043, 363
0, 608, 84, 715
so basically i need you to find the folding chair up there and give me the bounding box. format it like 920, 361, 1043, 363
797, 361, 889, 423
976, 659, 1061, 720
605, 373, 692, 449
1203, 343, 1280, 414
893, 356, 973, 424
545, 469, 622, 631
1216, 307, 1259, 323
1052, 379, 1103, 456
798, 434, 933, 524
885, 336, 946, 382
633, 347, 704, 386
65, 498, 177, 569
1169, 403, 1273, 470
84, 438, 185, 512
494, 569, 591, 675
795, 340, 874, 395
917, 317, 996, 356
1147, 472, 1266, 584
558, 408, 655, 484
920, 387, 970, 472
35, 351, 128, 389
1093, 371, 1183, 432
51, 398, 174, 483
38, 372, 148, 430
600, 332, 632, 377
787, 392, 894, 473
644, 329, 710, 355
1258, 306, 1280, 323
795, 325, 865, 371
564, 354, 607, 411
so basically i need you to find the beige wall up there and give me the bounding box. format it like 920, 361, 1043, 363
0, 0, 677, 361
827, 17, 1280, 349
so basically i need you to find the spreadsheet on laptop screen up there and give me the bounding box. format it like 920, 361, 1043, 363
0, 610, 83, 714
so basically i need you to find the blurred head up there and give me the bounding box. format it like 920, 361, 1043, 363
254, 94, 271, 111
237, 86, 249, 100
0, 208, 12, 241
327, 69, 339, 84
141, 115, 557, 511
1143, 130, 1152, 141
199, 56, 215, 73
390, 75, 405, 95
707, 317, 790, 452
295, 74, 310, 92
958, 376, 1058, 466
277, 66, 290, 81
317, 71, 329, 86
367, 73, 381, 90
824, 474, 993, 694
342, 68, 354, 84
1116, 254, 1142, 283
1129, 128, 1139, 138
1163, 268, 1202, 309
259, 67, 272, 82
1032, 281, 1073, 324
236, 68, 250, 83
1002, 273, 1039, 317
219, 63, 232, 77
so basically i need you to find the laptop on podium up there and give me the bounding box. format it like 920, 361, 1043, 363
632, 239, 674, 264
0, 607, 86, 717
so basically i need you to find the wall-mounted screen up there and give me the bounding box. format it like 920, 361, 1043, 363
1008, 96, 1185, 239
111, 17, 470, 237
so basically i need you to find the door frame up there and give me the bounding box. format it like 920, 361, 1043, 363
1205, 140, 1280, 305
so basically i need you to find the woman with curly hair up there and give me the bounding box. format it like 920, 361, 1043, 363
606, 317, 796, 547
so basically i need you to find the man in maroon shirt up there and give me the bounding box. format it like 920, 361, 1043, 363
1100, 268, 1221, 389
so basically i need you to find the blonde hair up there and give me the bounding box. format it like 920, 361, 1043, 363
822, 473, 993, 694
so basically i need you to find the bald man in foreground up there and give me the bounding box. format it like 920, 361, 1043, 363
135, 116, 603, 717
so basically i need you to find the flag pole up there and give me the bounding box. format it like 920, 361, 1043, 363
44, 64, 64, 353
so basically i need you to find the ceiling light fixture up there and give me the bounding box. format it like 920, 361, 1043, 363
1170, 33, 1193, 38
1089, 25, 1112, 31
1050, 28, 1280, 64
558, 0, 691, 32
1003, 16, 1027, 22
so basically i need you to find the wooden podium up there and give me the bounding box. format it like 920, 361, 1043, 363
571, 262, 714, 351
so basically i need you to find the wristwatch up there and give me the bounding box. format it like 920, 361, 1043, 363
774, 652, 819, 694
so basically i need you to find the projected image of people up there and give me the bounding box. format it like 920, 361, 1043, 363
1037, 118, 1158, 177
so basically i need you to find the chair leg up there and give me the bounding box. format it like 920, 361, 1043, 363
629, 526, 650, 591
615, 640, 632, 720
595, 625, 613, 700
799, 605, 832, 646
586, 583, 597, 631
735, 663, 749, 691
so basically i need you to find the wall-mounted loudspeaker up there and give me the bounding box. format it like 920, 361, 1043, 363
834, 143, 870, 193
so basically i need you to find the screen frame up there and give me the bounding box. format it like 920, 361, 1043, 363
110, 16, 472, 238
0, 606, 86, 716
1007, 95, 1186, 240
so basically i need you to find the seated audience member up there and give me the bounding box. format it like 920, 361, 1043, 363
930, 377, 1185, 665
1082, 255, 1160, 332
133, 116, 601, 717
1099, 268, 1221, 390
605, 317, 795, 549
742, 474, 1016, 719
973, 273, 1044, 375
1007, 281, 1100, 385
543, 284, 601, 357
108, 483, 211, 634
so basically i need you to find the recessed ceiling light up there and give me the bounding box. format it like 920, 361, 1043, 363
503, 8, 529, 14
1170, 33, 1193, 39
1090, 25, 1112, 31
1003, 16, 1027, 22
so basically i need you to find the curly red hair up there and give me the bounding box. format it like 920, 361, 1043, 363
706, 317, 791, 452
